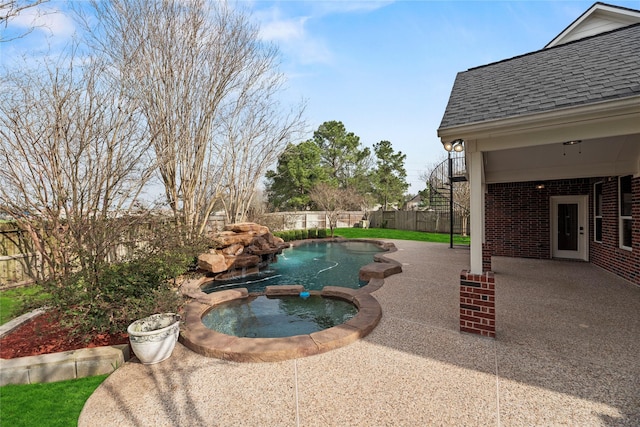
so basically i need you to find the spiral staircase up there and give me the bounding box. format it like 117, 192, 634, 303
426, 154, 469, 232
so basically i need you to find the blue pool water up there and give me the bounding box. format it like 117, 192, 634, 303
201, 241, 383, 294
202, 295, 358, 338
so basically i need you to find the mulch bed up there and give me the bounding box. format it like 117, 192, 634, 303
0, 311, 129, 359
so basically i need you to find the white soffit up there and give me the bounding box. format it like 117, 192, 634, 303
483, 135, 640, 184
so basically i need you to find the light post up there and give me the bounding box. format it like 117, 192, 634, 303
443, 140, 464, 248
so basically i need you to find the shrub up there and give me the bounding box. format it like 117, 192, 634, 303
294, 229, 302, 240
308, 228, 317, 239
42, 232, 209, 337
300, 229, 308, 239
318, 228, 327, 238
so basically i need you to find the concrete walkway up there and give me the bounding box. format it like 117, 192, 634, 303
79, 240, 640, 426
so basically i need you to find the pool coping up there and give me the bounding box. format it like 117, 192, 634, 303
178, 238, 402, 362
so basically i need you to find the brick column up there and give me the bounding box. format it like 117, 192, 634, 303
482, 243, 492, 272
460, 270, 495, 338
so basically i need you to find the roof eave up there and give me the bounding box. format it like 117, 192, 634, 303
437, 96, 640, 150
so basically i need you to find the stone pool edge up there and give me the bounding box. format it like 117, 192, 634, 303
178, 239, 402, 362
179, 286, 382, 362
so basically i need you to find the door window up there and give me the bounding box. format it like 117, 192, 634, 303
558, 203, 578, 251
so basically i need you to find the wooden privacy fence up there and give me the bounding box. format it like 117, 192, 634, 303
257, 211, 366, 231
368, 210, 469, 235
257, 210, 469, 235
0, 225, 36, 286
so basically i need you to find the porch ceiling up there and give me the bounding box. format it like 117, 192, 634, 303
483, 134, 640, 184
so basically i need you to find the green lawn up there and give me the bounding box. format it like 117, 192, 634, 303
0, 374, 108, 427
0, 285, 49, 325
333, 227, 470, 245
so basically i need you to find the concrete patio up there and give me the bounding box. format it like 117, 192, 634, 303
79, 240, 640, 426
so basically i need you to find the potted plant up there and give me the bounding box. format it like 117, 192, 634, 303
127, 313, 181, 364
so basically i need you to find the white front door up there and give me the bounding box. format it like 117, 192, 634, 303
551, 196, 588, 260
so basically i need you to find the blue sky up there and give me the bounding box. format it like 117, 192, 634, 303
3, 0, 640, 193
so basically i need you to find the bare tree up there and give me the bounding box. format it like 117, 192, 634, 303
0, 50, 153, 284
219, 77, 305, 225
81, 0, 302, 237
309, 183, 360, 238
0, 0, 50, 42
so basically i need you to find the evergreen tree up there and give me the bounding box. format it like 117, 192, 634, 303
265, 141, 327, 210
312, 121, 371, 189
371, 140, 408, 210
266, 121, 373, 210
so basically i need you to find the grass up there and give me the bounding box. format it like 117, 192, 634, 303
0, 285, 50, 325
0, 375, 108, 427
332, 227, 470, 245
0, 287, 105, 427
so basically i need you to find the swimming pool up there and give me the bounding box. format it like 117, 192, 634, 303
201, 240, 384, 294
180, 239, 401, 361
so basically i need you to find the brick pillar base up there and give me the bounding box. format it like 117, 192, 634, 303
460, 270, 495, 338
482, 244, 492, 272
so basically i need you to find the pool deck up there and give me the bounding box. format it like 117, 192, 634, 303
79, 240, 640, 426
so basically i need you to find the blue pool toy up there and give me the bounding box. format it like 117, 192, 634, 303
299, 291, 310, 299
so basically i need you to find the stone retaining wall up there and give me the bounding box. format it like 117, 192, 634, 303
0, 345, 130, 386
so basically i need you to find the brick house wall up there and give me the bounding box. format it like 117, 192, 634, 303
589, 176, 640, 285
485, 179, 591, 259
485, 177, 639, 286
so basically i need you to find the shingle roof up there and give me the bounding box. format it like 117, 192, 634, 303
438, 23, 640, 129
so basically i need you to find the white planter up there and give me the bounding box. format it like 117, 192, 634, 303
127, 313, 180, 365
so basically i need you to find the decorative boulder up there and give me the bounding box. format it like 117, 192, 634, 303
228, 254, 261, 269
197, 253, 228, 273
214, 231, 256, 247
225, 222, 269, 236
266, 233, 285, 246
200, 222, 289, 277
221, 243, 244, 256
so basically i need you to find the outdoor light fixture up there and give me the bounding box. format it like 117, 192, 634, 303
535, 182, 545, 189
444, 139, 464, 152
563, 140, 582, 155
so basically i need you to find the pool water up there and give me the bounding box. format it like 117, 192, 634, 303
202, 241, 383, 294
202, 295, 358, 338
